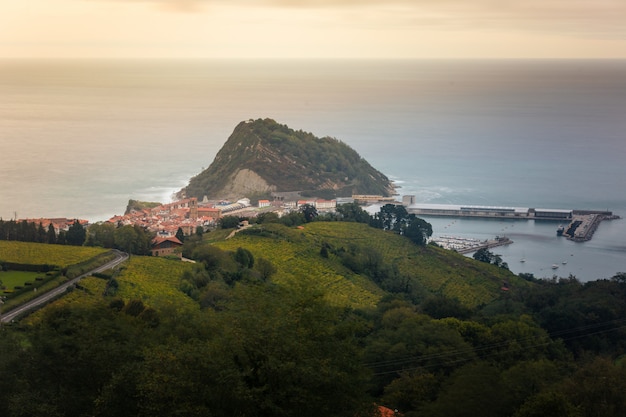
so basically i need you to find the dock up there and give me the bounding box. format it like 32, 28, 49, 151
431, 235, 513, 254
561, 212, 620, 242
404, 201, 620, 243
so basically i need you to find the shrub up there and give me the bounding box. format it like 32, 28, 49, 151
123, 299, 146, 317
109, 298, 125, 311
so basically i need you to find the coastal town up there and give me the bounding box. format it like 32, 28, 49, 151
14, 196, 619, 258
107, 196, 341, 236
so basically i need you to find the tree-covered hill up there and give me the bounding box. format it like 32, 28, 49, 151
178, 118, 395, 200
3, 221, 626, 417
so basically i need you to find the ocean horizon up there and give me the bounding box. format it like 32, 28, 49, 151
1, 59, 625, 281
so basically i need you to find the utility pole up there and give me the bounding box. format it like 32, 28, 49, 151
0, 295, 6, 326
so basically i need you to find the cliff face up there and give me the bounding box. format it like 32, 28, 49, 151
178, 118, 395, 200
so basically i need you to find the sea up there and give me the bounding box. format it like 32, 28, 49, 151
1, 59, 625, 281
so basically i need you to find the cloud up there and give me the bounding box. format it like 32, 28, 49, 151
90, 0, 626, 37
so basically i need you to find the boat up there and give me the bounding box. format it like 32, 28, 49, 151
557, 225, 565, 236
551, 264, 559, 269
520, 258, 526, 263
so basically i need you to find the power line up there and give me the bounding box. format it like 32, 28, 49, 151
365, 317, 626, 376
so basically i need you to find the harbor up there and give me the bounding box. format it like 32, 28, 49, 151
415, 212, 623, 281
403, 201, 620, 243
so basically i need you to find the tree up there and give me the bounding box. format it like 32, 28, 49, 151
404, 215, 433, 245
473, 248, 493, 263
256, 211, 280, 224
46, 223, 57, 244
336, 202, 371, 223
421, 295, 472, 319
66, 220, 86, 246
217, 284, 373, 417
424, 362, 506, 417
473, 248, 509, 269
514, 391, 580, 417
255, 257, 277, 281
219, 215, 240, 229
114, 225, 137, 254
6, 304, 143, 417
57, 229, 67, 245
300, 203, 318, 222
234, 247, 254, 269
86, 222, 115, 248
175, 227, 185, 243
113, 225, 153, 255
279, 211, 305, 227
371, 204, 432, 245
561, 357, 626, 417
37, 223, 47, 243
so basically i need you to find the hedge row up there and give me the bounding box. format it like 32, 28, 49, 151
0, 261, 58, 273
64, 251, 119, 279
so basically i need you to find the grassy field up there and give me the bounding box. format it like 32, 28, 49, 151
115, 256, 198, 313
0, 241, 107, 267
0, 270, 42, 289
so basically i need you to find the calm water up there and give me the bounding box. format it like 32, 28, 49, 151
1, 59, 625, 280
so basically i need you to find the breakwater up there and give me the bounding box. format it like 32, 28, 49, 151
405, 202, 620, 243
562, 212, 621, 242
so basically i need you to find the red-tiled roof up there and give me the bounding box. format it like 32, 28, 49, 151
152, 236, 183, 246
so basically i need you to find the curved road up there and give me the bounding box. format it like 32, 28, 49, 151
1, 250, 129, 323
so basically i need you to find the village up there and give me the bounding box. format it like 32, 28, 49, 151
107, 194, 399, 237
109, 196, 347, 257
14, 194, 397, 257
108, 196, 340, 236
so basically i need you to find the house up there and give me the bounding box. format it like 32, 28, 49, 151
197, 206, 222, 219
258, 199, 271, 208
314, 199, 336, 210
151, 236, 183, 257
297, 199, 316, 207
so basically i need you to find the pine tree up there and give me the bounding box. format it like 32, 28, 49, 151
47, 223, 57, 244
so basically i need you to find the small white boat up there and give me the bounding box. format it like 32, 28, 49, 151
551, 264, 559, 269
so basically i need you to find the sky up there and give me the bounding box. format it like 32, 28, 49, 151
1, 0, 625, 59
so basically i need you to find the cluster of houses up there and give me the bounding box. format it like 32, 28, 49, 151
106, 196, 343, 257
20, 194, 393, 258
17, 217, 90, 235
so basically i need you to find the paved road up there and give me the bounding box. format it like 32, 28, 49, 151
1, 250, 129, 323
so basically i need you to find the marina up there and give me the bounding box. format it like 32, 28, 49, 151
431, 235, 513, 254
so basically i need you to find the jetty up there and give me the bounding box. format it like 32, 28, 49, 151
561, 211, 620, 242
406, 203, 574, 221
404, 201, 620, 243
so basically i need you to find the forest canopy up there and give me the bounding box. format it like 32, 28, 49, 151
1, 221, 626, 417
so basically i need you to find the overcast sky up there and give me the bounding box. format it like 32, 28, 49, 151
2, 0, 625, 59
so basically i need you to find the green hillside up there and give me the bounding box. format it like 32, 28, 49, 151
179, 118, 395, 200
4, 223, 626, 417
214, 222, 524, 309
